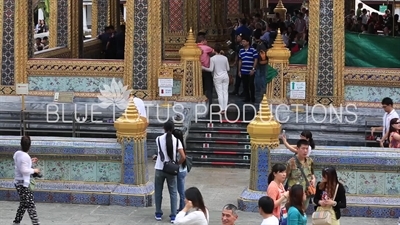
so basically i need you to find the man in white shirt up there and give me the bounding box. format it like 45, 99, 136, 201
371, 97, 399, 147
258, 196, 279, 225
221, 204, 238, 225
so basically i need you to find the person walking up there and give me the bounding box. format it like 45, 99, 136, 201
13, 136, 40, 225
202, 44, 230, 114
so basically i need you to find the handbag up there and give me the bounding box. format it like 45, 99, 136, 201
311, 184, 339, 225
185, 155, 193, 173
157, 137, 180, 176
29, 178, 36, 191
294, 156, 316, 197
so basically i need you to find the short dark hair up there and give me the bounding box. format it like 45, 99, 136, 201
214, 43, 223, 53
241, 35, 251, 43
21, 136, 31, 152
196, 35, 206, 43
258, 196, 274, 214
296, 139, 309, 148
197, 31, 206, 36
382, 97, 394, 106
253, 29, 262, 39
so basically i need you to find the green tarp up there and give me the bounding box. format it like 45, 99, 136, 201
288, 32, 400, 68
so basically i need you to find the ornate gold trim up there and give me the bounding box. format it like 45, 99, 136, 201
28, 91, 99, 97
27, 59, 124, 76
49, 0, 58, 48
108, 0, 120, 29
123, 0, 134, 88
68, 0, 81, 58
344, 67, 400, 87
306, 0, 320, 105
333, 0, 345, 105
0, 0, 3, 85
15, 0, 29, 84
147, 0, 162, 99
92, 0, 99, 38
345, 101, 382, 108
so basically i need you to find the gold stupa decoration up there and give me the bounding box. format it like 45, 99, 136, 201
179, 27, 202, 60
274, 0, 287, 21
267, 28, 291, 63
247, 95, 281, 149
114, 98, 148, 143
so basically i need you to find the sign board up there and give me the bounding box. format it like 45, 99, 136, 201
159, 87, 173, 97
54, 92, 74, 103
16, 83, 29, 95
379, 5, 387, 13
290, 81, 306, 99
158, 78, 174, 87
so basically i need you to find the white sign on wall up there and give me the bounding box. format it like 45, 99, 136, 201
290, 81, 306, 100
16, 83, 29, 95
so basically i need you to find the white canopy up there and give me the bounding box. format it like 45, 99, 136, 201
355, 0, 385, 15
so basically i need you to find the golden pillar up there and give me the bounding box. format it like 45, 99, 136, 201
274, 0, 287, 21
178, 28, 207, 102
266, 29, 290, 103
108, 0, 120, 29
238, 95, 281, 211
113, 99, 153, 206
68, 0, 83, 58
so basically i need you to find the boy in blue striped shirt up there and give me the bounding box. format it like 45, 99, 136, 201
238, 36, 258, 103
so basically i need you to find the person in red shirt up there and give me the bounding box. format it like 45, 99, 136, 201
196, 35, 215, 107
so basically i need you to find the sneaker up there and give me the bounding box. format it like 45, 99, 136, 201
155, 215, 162, 221
170, 216, 176, 223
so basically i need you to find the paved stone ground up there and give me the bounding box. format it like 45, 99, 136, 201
0, 167, 397, 225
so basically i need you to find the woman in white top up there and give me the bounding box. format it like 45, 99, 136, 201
280, 130, 315, 157
202, 44, 230, 114
173, 129, 188, 212
13, 136, 41, 225
175, 187, 209, 225
155, 121, 186, 223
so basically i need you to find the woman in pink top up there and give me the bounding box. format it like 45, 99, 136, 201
267, 164, 289, 222
388, 118, 400, 148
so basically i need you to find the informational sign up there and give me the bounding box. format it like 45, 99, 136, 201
158, 68, 174, 97
54, 92, 74, 103
15, 83, 29, 95
379, 5, 387, 13
290, 81, 306, 99
159, 87, 173, 97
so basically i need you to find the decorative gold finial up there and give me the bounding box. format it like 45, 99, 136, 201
179, 28, 202, 58
189, 27, 193, 33
114, 98, 148, 143
274, 0, 287, 20
266, 28, 291, 63
247, 94, 281, 149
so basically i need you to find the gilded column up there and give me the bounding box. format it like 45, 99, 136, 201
68, 0, 83, 58
238, 95, 281, 211
91, 0, 109, 38
112, 98, 153, 206
307, 0, 345, 105
108, 0, 120, 29
49, 0, 68, 48
274, 0, 287, 21
266, 29, 290, 103
15, 0, 30, 84
178, 28, 207, 102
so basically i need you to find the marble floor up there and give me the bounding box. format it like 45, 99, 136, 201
0, 167, 397, 225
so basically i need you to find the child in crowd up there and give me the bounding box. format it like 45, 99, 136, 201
258, 196, 279, 225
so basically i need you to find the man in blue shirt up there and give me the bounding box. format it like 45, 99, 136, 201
238, 36, 258, 103
235, 19, 252, 37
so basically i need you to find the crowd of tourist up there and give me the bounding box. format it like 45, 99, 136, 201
346, 3, 400, 36
97, 25, 126, 59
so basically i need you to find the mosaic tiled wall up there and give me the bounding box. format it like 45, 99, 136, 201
1, 0, 15, 86
28, 76, 123, 92
168, 0, 184, 32
57, 0, 68, 46
227, 0, 240, 16
345, 85, 400, 102
199, 0, 211, 28
96, 0, 108, 34
132, 0, 148, 90
317, 0, 334, 97
0, 158, 121, 182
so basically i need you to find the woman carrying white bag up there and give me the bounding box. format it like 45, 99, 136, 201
312, 167, 346, 225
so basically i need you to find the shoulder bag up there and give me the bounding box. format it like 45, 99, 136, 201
294, 156, 316, 197
311, 184, 339, 225
157, 137, 180, 176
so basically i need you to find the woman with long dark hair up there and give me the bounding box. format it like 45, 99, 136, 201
174, 187, 209, 225
172, 129, 188, 212
154, 121, 186, 223
280, 130, 315, 156
313, 167, 346, 225
266, 164, 289, 221
13, 136, 40, 225
286, 184, 307, 225
388, 118, 400, 148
